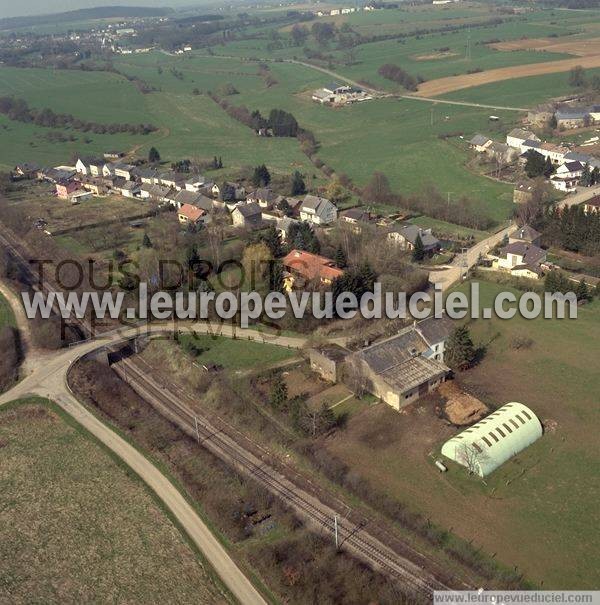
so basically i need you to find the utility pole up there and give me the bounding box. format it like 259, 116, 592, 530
430, 105, 434, 127
334, 514, 339, 550
446, 191, 454, 209
194, 416, 200, 443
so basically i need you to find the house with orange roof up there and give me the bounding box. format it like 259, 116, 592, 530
178, 203, 206, 226
281, 249, 343, 291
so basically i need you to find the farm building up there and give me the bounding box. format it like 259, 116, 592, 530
441, 402, 542, 477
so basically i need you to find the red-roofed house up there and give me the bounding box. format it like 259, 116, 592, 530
583, 195, 600, 215
178, 203, 206, 226
55, 180, 79, 199
282, 249, 343, 291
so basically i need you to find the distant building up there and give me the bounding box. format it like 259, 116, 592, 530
441, 402, 543, 477
469, 134, 492, 152
55, 180, 79, 199
556, 108, 589, 130
309, 346, 350, 382
178, 203, 206, 226
509, 224, 542, 247
493, 241, 547, 280
583, 195, 600, 215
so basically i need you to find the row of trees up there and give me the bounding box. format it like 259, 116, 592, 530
544, 269, 596, 302
378, 63, 423, 91
0, 95, 157, 135
540, 205, 600, 256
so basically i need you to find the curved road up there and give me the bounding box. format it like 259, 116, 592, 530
0, 316, 270, 605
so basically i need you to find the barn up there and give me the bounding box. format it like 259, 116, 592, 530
441, 402, 542, 477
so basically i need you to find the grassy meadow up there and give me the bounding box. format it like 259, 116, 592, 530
0, 398, 230, 604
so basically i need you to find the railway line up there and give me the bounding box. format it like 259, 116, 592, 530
112, 352, 454, 600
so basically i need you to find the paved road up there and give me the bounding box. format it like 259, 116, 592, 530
428, 223, 516, 291
557, 184, 600, 209
0, 316, 269, 605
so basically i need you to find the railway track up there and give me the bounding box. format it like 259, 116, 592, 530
112, 354, 453, 600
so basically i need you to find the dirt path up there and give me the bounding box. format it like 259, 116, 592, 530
415, 54, 600, 97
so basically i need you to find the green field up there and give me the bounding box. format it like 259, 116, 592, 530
0, 291, 15, 329
323, 280, 600, 588
178, 333, 297, 371
0, 398, 229, 604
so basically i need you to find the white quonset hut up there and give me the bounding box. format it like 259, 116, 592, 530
441, 402, 542, 477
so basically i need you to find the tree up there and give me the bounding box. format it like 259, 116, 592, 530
242, 242, 273, 289
412, 234, 425, 262
269, 260, 285, 293
278, 198, 292, 217
325, 177, 350, 206
333, 245, 347, 269
291, 24, 308, 46
363, 171, 392, 203
142, 233, 153, 248
148, 147, 160, 163
252, 164, 271, 187
575, 278, 591, 302
290, 171, 306, 196
524, 150, 547, 178
220, 182, 236, 202
257, 225, 283, 257
543, 156, 555, 178
568, 65, 586, 88
270, 379, 288, 410
268, 109, 298, 137
445, 326, 476, 371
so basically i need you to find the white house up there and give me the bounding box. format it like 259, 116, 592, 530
506, 128, 539, 150
550, 161, 584, 192
299, 194, 338, 225
469, 134, 493, 153
493, 242, 547, 279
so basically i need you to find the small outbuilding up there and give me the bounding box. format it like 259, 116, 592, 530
441, 402, 542, 477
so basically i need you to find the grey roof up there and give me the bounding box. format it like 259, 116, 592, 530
563, 151, 592, 164
510, 224, 541, 242
556, 108, 588, 120
507, 128, 538, 141
390, 224, 439, 248
358, 328, 429, 373
234, 202, 262, 218
415, 314, 454, 347
174, 190, 202, 205
194, 194, 215, 212
342, 207, 370, 222
120, 181, 139, 192
522, 139, 541, 149
137, 167, 158, 179
501, 242, 546, 266
380, 355, 449, 394
248, 188, 276, 202
562, 161, 584, 172
469, 134, 491, 146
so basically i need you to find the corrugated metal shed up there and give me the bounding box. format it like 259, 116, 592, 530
441, 402, 542, 477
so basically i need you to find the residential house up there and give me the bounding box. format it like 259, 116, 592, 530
299, 194, 337, 225
231, 202, 263, 229
349, 320, 450, 410
468, 134, 492, 152
173, 189, 203, 209
40, 167, 76, 183
113, 163, 136, 181
13, 162, 40, 178
485, 141, 518, 163
55, 180, 79, 199
583, 195, 600, 215
538, 142, 568, 165
312, 83, 369, 105
75, 157, 104, 176
387, 225, 440, 253
563, 151, 592, 165
281, 249, 343, 291
81, 178, 108, 196
159, 171, 187, 191
184, 176, 206, 193
246, 188, 277, 209
551, 161, 584, 192
178, 203, 206, 226
261, 214, 299, 241
556, 108, 588, 129
493, 242, 547, 279
506, 128, 539, 149
508, 225, 542, 247
137, 167, 159, 184
340, 207, 372, 233
139, 183, 172, 202
119, 181, 140, 198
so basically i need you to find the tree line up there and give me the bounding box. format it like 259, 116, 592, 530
539, 205, 600, 256
378, 63, 423, 91
0, 96, 157, 135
